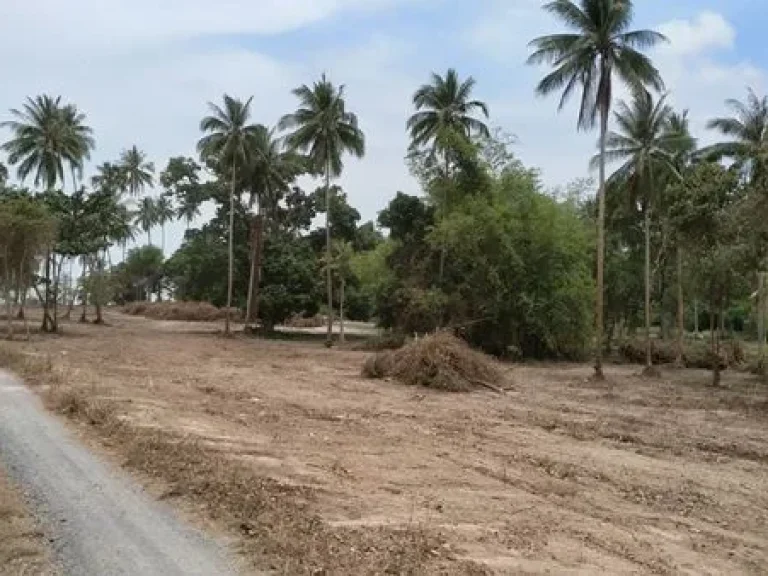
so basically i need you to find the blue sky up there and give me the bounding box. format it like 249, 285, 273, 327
0, 0, 765, 257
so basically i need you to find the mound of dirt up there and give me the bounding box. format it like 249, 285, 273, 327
122, 301, 236, 322
361, 332, 503, 392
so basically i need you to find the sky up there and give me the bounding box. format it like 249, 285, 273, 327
1, 0, 766, 258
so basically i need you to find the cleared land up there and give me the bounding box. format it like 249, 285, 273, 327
3, 310, 768, 575
0, 466, 55, 576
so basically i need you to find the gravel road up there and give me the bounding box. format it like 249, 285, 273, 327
0, 371, 238, 576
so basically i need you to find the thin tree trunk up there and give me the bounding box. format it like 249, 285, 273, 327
245, 219, 257, 328
80, 256, 89, 323
225, 160, 235, 336
41, 250, 52, 332
644, 206, 652, 370
325, 162, 333, 346
709, 305, 715, 352
249, 214, 265, 329
4, 247, 13, 340
147, 229, 151, 247
52, 254, 64, 333
713, 300, 722, 387
676, 246, 685, 366
594, 102, 608, 379
694, 298, 699, 336
758, 272, 766, 372
94, 251, 104, 324
340, 277, 345, 344
438, 154, 449, 287
18, 260, 28, 339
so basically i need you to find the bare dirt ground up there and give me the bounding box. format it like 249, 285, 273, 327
0, 467, 56, 575
4, 310, 768, 575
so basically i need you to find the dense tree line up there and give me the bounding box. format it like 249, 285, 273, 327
2, 0, 768, 382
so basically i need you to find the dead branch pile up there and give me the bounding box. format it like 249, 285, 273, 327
122, 301, 235, 322
362, 332, 503, 392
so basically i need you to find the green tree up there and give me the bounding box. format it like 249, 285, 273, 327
528, 0, 666, 378
407, 69, 490, 156
198, 95, 260, 335
120, 145, 155, 198
598, 88, 680, 371
1, 95, 94, 331
245, 125, 306, 328
135, 197, 157, 246
160, 157, 206, 229
154, 195, 175, 254
279, 74, 366, 345
702, 88, 768, 181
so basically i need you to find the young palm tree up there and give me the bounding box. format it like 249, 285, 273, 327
197, 95, 260, 336
120, 145, 155, 197
134, 197, 157, 246
60, 103, 95, 190
407, 69, 490, 155
177, 198, 202, 230
279, 74, 365, 345
154, 195, 175, 254
597, 88, 682, 371
528, 0, 666, 379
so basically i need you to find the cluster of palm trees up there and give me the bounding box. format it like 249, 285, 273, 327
530, 0, 768, 377
197, 76, 366, 337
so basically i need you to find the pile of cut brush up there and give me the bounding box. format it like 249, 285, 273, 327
362, 331, 504, 393
618, 338, 744, 369
122, 301, 236, 322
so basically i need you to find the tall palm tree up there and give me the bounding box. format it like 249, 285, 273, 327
1, 94, 94, 332
664, 110, 697, 364
154, 195, 175, 254
597, 88, 681, 371
702, 88, 768, 182
198, 95, 260, 336
528, 0, 666, 379
120, 145, 155, 198
279, 74, 365, 345
407, 69, 490, 155
60, 103, 95, 190
1, 95, 93, 191
134, 197, 157, 246
703, 89, 768, 366
244, 125, 305, 327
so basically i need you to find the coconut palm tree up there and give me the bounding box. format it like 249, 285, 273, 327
279, 74, 365, 345
154, 195, 175, 254
120, 145, 155, 198
197, 95, 260, 336
407, 69, 490, 155
134, 197, 157, 246
1, 95, 94, 191
702, 88, 768, 181
244, 125, 306, 327
597, 88, 683, 372
528, 0, 666, 379
1, 94, 94, 332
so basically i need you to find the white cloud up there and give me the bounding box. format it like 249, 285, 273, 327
657, 11, 735, 57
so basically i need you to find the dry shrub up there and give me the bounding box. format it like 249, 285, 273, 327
362, 332, 503, 392
122, 301, 236, 322
283, 313, 325, 328
619, 339, 738, 370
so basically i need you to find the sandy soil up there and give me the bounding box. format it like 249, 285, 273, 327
0, 466, 56, 575
7, 311, 768, 574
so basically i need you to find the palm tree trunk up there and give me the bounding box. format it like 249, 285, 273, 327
94, 251, 104, 324
340, 277, 345, 344
225, 160, 236, 336
41, 250, 53, 333
4, 247, 13, 341
594, 103, 608, 379
758, 272, 766, 373
246, 216, 257, 327
676, 246, 685, 366
644, 206, 652, 370
325, 162, 334, 346
147, 229, 151, 247
438, 153, 449, 288
246, 213, 265, 329
80, 256, 89, 323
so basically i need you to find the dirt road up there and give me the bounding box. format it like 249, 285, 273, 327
0, 371, 237, 576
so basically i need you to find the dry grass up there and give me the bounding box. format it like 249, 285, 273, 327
2, 346, 487, 575
122, 301, 236, 323
362, 332, 503, 392
4, 312, 768, 574
283, 314, 326, 328
0, 470, 55, 575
